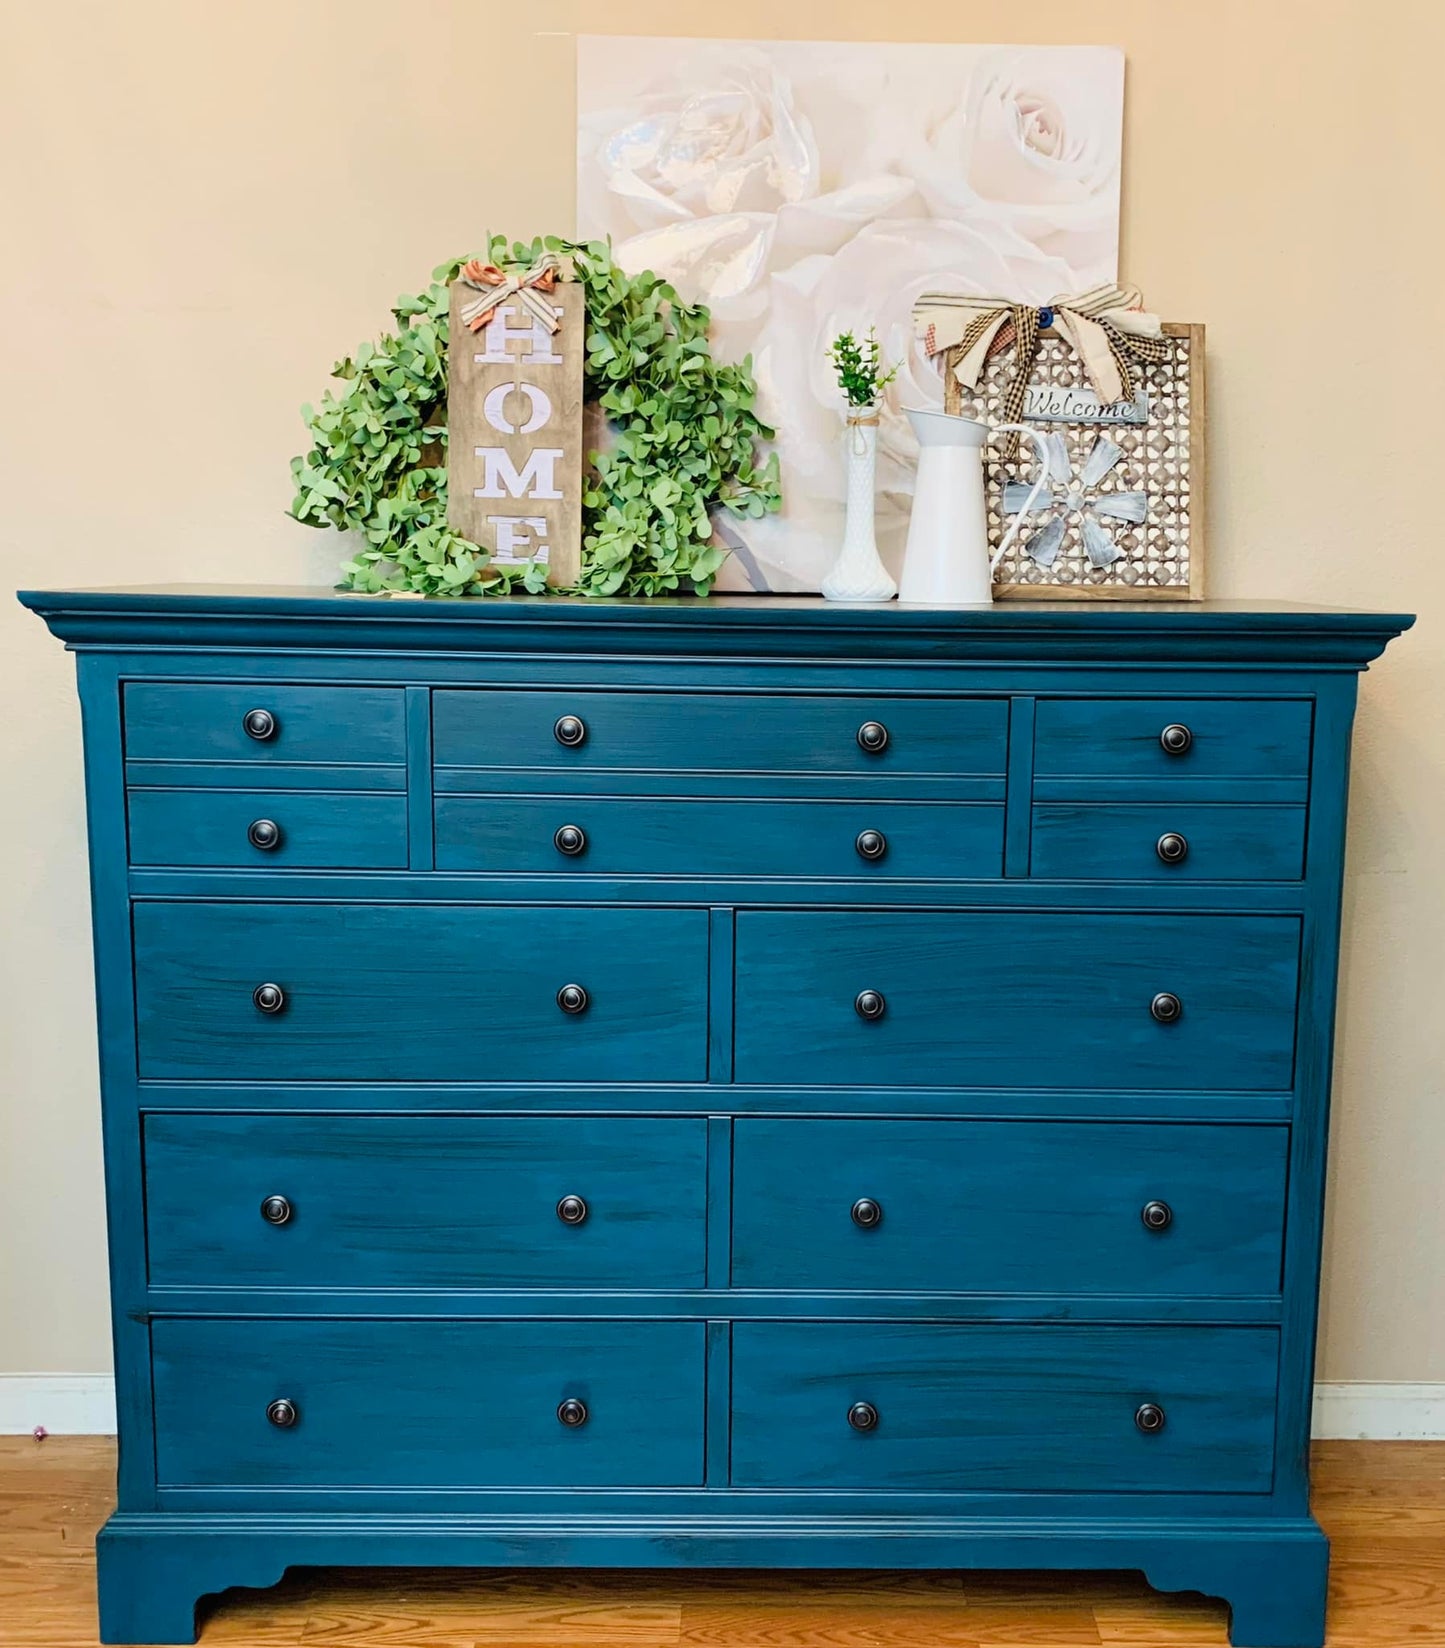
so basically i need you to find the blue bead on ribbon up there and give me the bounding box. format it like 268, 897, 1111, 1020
1038, 305, 1055, 329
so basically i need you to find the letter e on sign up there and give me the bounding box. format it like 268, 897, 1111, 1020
447, 276, 583, 586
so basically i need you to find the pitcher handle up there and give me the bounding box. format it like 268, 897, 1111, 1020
989, 424, 1054, 576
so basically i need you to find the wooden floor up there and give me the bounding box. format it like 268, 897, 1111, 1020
2, 1438, 1442, 1646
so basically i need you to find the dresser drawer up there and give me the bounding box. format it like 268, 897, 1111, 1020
133, 903, 709, 1082
123, 684, 406, 767
730, 1323, 1278, 1493
435, 796, 1004, 878
153, 1318, 705, 1488
1033, 698, 1312, 784
1030, 803, 1307, 881
127, 789, 409, 869
732, 911, 1299, 1089
731, 1119, 1287, 1295
433, 690, 1008, 777
144, 1114, 707, 1288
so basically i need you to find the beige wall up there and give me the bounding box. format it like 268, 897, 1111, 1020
2, 0, 1440, 1381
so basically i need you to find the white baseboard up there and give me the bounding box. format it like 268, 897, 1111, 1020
1310, 1381, 1445, 1440
2, 1374, 1442, 1441
0, 1374, 116, 1435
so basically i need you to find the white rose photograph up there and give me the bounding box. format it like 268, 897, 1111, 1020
577, 35, 1125, 591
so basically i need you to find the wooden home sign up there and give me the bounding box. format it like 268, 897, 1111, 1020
447, 258, 584, 586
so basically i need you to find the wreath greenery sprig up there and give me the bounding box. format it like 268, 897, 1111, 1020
289, 236, 781, 596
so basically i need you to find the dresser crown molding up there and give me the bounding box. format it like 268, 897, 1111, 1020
20, 585, 1413, 1648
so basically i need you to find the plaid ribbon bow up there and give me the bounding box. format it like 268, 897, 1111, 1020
458, 252, 565, 335
913, 285, 1168, 458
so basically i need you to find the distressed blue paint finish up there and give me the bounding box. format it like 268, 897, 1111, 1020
122, 682, 406, 766
126, 788, 409, 869
133, 901, 710, 1082
730, 1118, 1288, 1295
433, 689, 1009, 776
733, 910, 1301, 1089
19, 589, 1414, 1648
435, 795, 1005, 879
1030, 802, 1307, 881
152, 1318, 706, 1488
730, 1322, 1280, 1493
143, 1114, 709, 1289
1033, 697, 1313, 780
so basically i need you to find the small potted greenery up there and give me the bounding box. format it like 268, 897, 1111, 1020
821, 328, 899, 602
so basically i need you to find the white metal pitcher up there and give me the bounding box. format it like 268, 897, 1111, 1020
898, 409, 1053, 604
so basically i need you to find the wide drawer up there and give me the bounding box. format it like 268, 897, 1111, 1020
435, 796, 1004, 879
732, 911, 1300, 1089
433, 690, 1008, 777
731, 1119, 1287, 1295
144, 1114, 708, 1288
1030, 803, 1307, 881
1033, 698, 1312, 782
124, 684, 406, 767
127, 789, 409, 869
730, 1322, 1278, 1493
152, 1318, 705, 1488
133, 903, 710, 1082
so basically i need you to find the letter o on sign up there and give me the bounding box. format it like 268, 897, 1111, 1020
483, 381, 553, 436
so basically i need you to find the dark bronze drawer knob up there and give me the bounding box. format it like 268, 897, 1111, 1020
554, 824, 587, 857
1150, 991, 1183, 1024
1159, 723, 1193, 756
260, 1194, 293, 1226
266, 1398, 298, 1429
554, 715, 587, 748
1141, 1200, 1173, 1231
1135, 1402, 1167, 1434
857, 721, 889, 754
851, 1197, 883, 1229
855, 829, 887, 861
247, 818, 282, 851
243, 708, 277, 742
252, 982, 287, 1015
854, 989, 886, 1021
557, 1398, 588, 1428
557, 1195, 589, 1226
1156, 832, 1188, 864
557, 983, 590, 1015
848, 1401, 879, 1432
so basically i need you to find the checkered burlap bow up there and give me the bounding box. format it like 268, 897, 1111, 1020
913, 285, 1169, 458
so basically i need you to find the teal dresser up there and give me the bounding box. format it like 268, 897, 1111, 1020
20, 588, 1412, 1647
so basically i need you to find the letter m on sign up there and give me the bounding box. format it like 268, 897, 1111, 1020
446, 277, 584, 586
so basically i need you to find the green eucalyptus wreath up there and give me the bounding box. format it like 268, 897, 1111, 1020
289, 236, 781, 596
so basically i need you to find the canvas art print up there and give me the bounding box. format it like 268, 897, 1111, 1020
577, 36, 1125, 591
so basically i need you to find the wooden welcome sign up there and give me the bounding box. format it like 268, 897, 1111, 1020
447, 255, 583, 586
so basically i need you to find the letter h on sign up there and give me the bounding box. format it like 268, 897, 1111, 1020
447, 280, 584, 586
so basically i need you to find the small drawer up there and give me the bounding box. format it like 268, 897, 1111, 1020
153, 1318, 705, 1488
123, 684, 406, 767
144, 1114, 708, 1288
1033, 699, 1312, 785
434, 796, 1004, 879
133, 902, 709, 1082
433, 690, 1008, 777
729, 1322, 1278, 1493
731, 1119, 1287, 1295
732, 910, 1300, 1090
1030, 803, 1307, 881
127, 789, 408, 869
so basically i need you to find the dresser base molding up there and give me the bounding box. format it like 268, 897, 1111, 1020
95, 1511, 1330, 1647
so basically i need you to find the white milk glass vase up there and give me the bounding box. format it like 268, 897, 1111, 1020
821, 407, 897, 602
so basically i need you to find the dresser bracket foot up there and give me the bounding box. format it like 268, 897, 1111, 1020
96, 1520, 291, 1645
1143, 1524, 1329, 1648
